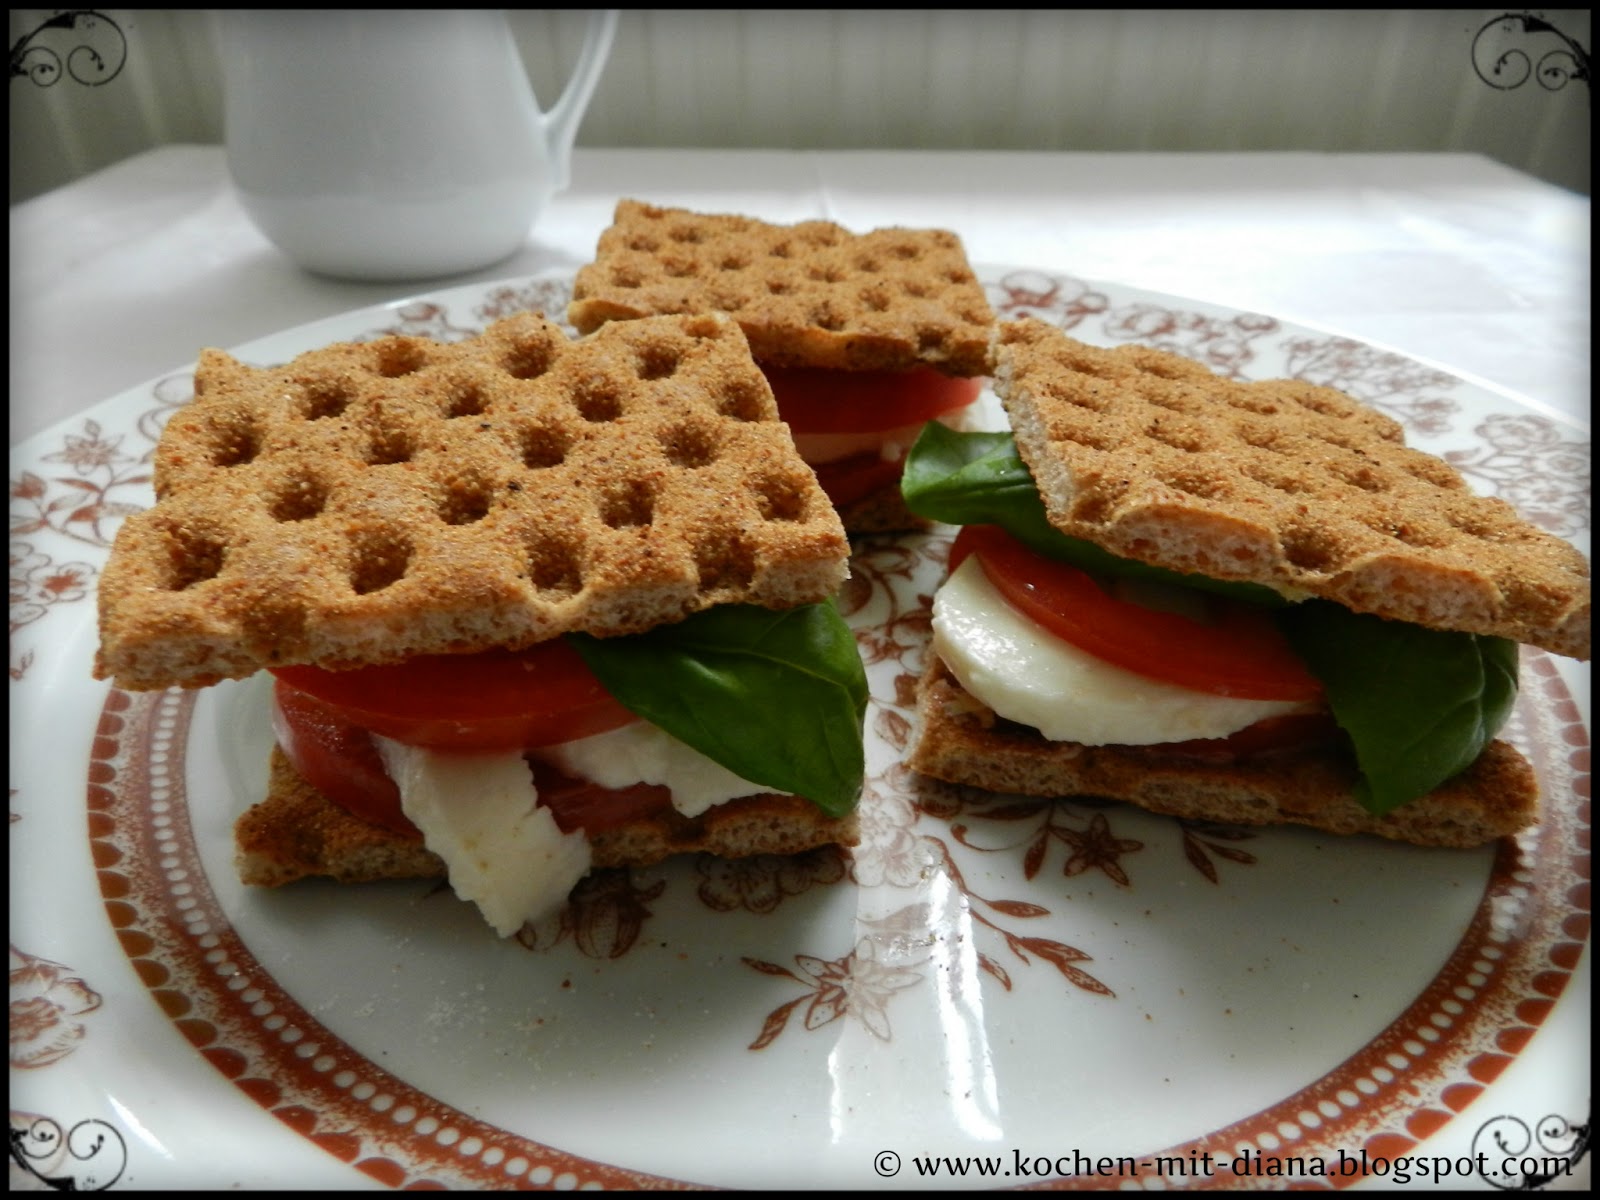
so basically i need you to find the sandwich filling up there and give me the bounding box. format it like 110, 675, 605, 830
268, 600, 869, 936
767, 366, 982, 508
932, 555, 1319, 747
272, 670, 802, 937
371, 726, 781, 938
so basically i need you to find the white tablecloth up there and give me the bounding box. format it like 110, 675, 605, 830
9, 145, 1590, 447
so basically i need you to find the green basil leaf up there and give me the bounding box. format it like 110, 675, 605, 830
901, 423, 1287, 607
567, 602, 868, 817
1277, 601, 1519, 815
899, 423, 1051, 531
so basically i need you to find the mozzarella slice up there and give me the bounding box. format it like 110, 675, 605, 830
369, 720, 779, 935
791, 420, 928, 465
790, 405, 979, 466
373, 738, 591, 938
537, 720, 785, 818
931, 556, 1311, 746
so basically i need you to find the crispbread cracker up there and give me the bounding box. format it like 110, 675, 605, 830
237, 747, 860, 887
568, 199, 995, 376
992, 318, 1590, 659
911, 656, 1537, 848
96, 312, 850, 691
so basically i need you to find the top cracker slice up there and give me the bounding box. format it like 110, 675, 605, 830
567, 198, 995, 376
95, 312, 851, 692
991, 317, 1590, 660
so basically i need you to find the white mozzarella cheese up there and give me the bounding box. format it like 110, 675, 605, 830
931, 556, 1311, 746
791, 420, 928, 465
790, 406, 978, 467
373, 738, 592, 938
536, 720, 783, 818
370, 716, 780, 935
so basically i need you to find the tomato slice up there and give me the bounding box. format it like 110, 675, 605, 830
810, 450, 907, 508
270, 639, 637, 752
767, 366, 982, 434
528, 761, 673, 835
950, 524, 1323, 702
272, 680, 675, 837
272, 680, 416, 838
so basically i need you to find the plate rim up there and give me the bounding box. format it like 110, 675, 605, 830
10, 264, 1591, 1191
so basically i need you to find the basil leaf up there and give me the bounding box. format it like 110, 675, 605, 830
567, 602, 868, 817
1277, 601, 1519, 815
901, 423, 1286, 606
899, 423, 1053, 533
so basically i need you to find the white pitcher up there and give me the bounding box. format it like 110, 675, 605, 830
217, 10, 617, 281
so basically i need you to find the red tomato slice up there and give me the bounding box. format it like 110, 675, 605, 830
528, 761, 673, 835
767, 366, 982, 434
950, 524, 1323, 702
271, 680, 416, 838
810, 450, 907, 508
270, 639, 637, 752
273, 681, 674, 837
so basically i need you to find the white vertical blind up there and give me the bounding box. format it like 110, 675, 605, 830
8, 8, 1590, 204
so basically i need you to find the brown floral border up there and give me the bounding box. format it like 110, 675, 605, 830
87, 687, 684, 1190
82, 644, 1588, 1189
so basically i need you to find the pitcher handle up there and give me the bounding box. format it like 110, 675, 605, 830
540, 9, 619, 194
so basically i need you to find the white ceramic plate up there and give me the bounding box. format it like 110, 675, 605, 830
10, 268, 1590, 1192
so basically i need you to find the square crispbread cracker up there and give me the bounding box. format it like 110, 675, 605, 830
910, 656, 1537, 848
567, 199, 996, 376
992, 318, 1590, 660
96, 311, 850, 692
237, 747, 859, 887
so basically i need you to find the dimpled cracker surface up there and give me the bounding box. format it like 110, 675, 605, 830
993, 318, 1590, 660
96, 312, 850, 691
567, 199, 995, 376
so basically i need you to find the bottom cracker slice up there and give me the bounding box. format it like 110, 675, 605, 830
909, 657, 1537, 849
237, 747, 860, 888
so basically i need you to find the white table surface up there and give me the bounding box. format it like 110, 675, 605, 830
8, 144, 1590, 448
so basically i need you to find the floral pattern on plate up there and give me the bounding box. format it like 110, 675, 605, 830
9, 268, 1590, 1190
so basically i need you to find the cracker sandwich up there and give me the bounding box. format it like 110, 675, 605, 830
568, 199, 997, 535
902, 317, 1590, 847
95, 311, 868, 935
